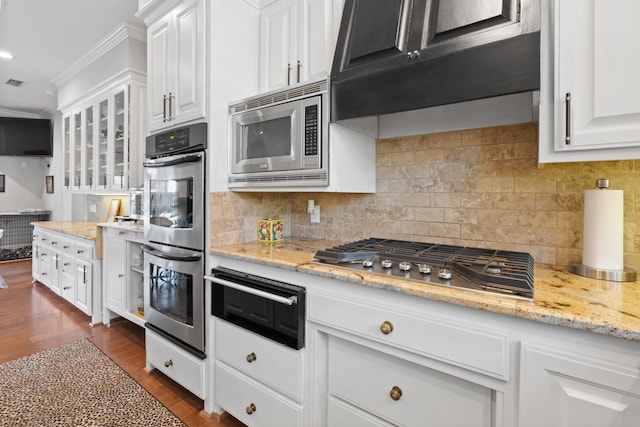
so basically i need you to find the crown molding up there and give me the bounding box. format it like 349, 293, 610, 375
58, 69, 146, 113
51, 21, 146, 88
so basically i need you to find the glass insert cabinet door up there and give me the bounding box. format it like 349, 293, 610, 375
149, 177, 194, 229
63, 115, 71, 188
97, 98, 109, 188
83, 105, 95, 188
73, 111, 82, 188
113, 89, 127, 189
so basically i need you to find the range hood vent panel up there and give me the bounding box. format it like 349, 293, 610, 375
331, 0, 541, 121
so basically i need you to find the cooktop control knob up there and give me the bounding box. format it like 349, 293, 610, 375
438, 268, 452, 280
381, 259, 393, 269
399, 261, 411, 271
362, 259, 374, 268
417, 264, 432, 274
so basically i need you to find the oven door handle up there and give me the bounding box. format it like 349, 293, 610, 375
143, 154, 202, 168
204, 275, 298, 306
141, 245, 202, 262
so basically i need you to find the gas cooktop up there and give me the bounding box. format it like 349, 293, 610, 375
314, 238, 534, 300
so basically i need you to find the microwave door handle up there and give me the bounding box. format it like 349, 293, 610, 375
204, 276, 298, 306
141, 245, 202, 262
143, 154, 202, 168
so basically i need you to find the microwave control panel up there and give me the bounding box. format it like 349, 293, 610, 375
304, 105, 319, 157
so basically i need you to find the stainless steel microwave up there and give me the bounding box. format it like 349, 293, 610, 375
228, 79, 329, 188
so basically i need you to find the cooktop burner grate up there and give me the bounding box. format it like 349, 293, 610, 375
315, 238, 534, 300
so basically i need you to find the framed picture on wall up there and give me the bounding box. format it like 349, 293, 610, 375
105, 199, 121, 222
0, 174, 5, 192
46, 175, 54, 194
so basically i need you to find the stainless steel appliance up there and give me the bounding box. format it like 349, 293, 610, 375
207, 267, 306, 350
144, 123, 207, 251
142, 243, 204, 353
143, 122, 207, 355
227, 79, 328, 188
314, 238, 534, 300
129, 187, 144, 220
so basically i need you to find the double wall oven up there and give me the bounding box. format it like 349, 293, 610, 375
142, 122, 207, 357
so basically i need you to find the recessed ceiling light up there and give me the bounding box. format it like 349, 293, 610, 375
0, 51, 14, 60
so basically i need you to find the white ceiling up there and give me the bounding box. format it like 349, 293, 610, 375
0, 0, 141, 117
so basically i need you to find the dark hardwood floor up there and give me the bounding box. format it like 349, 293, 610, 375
0, 259, 244, 427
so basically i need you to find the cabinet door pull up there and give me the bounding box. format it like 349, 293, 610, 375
246, 352, 257, 363
83, 266, 87, 284
287, 63, 292, 85
389, 385, 403, 401
380, 320, 394, 335
297, 60, 301, 83
63, 286, 71, 291
565, 92, 572, 144
118, 273, 124, 278
246, 403, 257, 415
164, 359, 173, 368
168, 92, 174, 121
163, 94, 168, 122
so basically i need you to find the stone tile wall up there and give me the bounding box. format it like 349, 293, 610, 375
210, 122, 640, 270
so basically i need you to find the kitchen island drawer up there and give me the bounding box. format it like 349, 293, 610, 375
73, 241, 94, 260
215, 361, 303, 427
309, 291, 509, 379
215, 318, 304, 402
328, 336, 493, 427
145, 329, 205, 399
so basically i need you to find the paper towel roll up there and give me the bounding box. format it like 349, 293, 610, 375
583, 189, 624, 271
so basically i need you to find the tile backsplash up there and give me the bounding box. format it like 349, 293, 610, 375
210, 122, 640, 270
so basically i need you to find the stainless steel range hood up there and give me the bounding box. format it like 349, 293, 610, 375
330, 0, 541, 122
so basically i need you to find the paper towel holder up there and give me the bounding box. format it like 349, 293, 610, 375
570, 178, 637, 282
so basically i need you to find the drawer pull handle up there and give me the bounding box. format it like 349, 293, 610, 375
63, 245, 70, 249
77, 250, 84, 254
164, 359, 173, 368
380, 321, 394, 335
390, 385, 403, 401
118, 273, 124, 278
246, 352, 257, 363
63, 286, 71, 290
246, 403, 257, 415
119, 231, 125, 235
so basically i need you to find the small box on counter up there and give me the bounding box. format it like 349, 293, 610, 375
257, 218, 284, 242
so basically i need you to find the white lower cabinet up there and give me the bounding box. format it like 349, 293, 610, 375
146, 328, 206, 399
215, 362, 304, 427
328, 336, 492, 427
210, 256, 640, 427
214, 318, 304, 426
32, 226, 101, 325
75, 260, 92, 315
101, 225, 145, 327
519, 342, 640, 427
60, 254, 76, 303
327, 396, 395, 427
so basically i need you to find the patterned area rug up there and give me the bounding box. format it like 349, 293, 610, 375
0, 339, 186, 426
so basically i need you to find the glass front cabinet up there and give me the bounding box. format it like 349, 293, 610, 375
62, 79, 145, 192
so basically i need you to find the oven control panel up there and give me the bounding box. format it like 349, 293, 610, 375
146, 122, 208, 158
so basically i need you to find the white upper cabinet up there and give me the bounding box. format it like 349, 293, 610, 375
146, 0, 206, 132
539, 0, 640, 163
259, 0, 343, 92
62, 82, 145, 192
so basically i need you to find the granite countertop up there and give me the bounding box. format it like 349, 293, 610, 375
32, 221, 101, 240
210, 238, 640, 342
